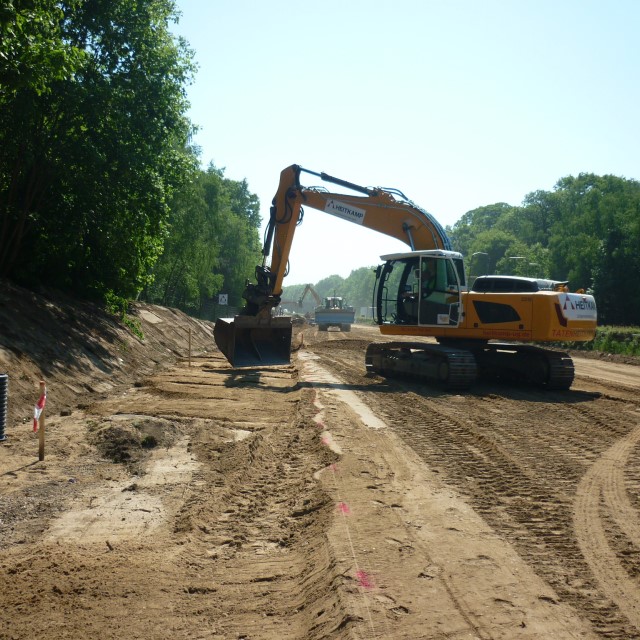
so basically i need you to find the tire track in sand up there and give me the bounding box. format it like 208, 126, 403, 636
574, 424, 640, 630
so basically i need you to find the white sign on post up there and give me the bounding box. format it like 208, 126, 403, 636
218, 294, 228, 305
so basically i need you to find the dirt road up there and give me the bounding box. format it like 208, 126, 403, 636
2, 314, 640, 639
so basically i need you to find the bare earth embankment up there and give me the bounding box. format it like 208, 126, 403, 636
2, 281, 640, 639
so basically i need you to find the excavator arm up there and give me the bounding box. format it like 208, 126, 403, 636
248, 164, 451, 314
298, 283, 322, 308
214, 164, 454, 366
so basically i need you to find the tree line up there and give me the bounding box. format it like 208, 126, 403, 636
448, 173, 640, 325
0, 0, 261, 317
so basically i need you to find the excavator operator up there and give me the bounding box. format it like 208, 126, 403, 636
421, 259, 437, 297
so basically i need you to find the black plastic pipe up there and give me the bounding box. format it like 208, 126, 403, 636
0, 374, 7, 442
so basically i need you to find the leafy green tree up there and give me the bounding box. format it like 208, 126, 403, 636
0, 0, 86, 97
448, 203, 513, 257
465, 229, 517, 277
144, 164, 262, 316
546, 174, 637, 293
341, 266, 377, 309
0, 0, 86, 276
519, 190, 560, 247
0, 0, 197, 300
144, 171, 220, 313
202, 166, 262, 310
315, 275, 346, 301
518, 173, 640, 323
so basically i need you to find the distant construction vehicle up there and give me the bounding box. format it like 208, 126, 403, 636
315, 296, 355, 332
297, 284, 322, 311
297, 284, 355, 330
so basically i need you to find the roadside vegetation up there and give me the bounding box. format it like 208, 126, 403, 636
562, 326, 640, 356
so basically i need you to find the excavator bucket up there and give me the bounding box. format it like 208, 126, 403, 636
213, 315, 292, 367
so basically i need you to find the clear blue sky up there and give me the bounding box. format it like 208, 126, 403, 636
172, 0, 639, 286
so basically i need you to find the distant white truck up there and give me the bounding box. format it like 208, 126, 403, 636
315, 296, 355, 332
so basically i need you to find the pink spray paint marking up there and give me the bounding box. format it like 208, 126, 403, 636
356, 570, 375, 589
337, 502, 351, 515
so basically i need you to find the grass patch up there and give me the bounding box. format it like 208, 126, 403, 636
557, 325, 640, 356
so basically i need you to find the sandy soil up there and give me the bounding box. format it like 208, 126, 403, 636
1, 281, 640, 639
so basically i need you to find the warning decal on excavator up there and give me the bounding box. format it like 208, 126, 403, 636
325, 199, 366, 225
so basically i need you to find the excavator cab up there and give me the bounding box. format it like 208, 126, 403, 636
374, 250, 465, 327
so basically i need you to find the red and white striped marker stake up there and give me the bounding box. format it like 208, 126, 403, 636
33, 381, 47, 461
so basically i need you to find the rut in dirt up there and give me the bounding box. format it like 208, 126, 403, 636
307, 331, 640, 639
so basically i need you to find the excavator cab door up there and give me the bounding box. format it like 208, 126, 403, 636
418, 256, 463, 327
373, 259, 411, 324
374, 256, 422, 325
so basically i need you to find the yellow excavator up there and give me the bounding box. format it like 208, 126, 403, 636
214, 165, 597, 389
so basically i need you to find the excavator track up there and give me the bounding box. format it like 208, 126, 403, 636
365, 342, 478, 390
470, 343, 575, 390
365, 341, 575, 391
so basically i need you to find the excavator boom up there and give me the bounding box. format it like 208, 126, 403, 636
298, 283, 322, 307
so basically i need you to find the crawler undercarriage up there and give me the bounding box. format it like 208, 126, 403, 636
365, 341, 575, 390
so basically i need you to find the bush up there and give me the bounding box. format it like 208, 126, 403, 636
557, 326, 640, 356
